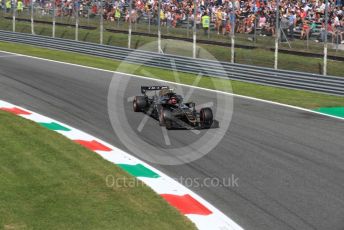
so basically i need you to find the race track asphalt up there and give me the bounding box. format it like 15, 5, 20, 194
1, 52, 344, 230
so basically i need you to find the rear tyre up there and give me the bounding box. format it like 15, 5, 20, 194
200, 107, 213, 128
133, 96, 147, 112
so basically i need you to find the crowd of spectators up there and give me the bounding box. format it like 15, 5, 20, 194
5, 0, 344, 43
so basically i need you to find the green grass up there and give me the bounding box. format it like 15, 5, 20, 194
0, 16, 343, 76
0, 40, 343, 109
0, 110, 196, 230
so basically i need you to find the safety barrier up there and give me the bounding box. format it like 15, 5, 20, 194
1, 30, 343, 96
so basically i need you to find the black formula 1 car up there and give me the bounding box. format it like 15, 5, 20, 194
133, 86, 215, 130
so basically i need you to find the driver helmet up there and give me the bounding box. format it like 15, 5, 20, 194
170, 96, 177, 105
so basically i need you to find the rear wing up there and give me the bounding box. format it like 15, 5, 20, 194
141, 86, 169, 94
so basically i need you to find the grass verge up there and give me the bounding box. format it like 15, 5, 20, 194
0, 110, 196, 230
0, 41, 344, 109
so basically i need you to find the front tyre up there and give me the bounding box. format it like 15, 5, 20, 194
159, 107, 165, 126
160, 108, 172, 129
133, 96, 147, 112
165, 119, 172, 130
200, 107, 213, 128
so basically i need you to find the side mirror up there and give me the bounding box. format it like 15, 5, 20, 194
188, 102, 196, 111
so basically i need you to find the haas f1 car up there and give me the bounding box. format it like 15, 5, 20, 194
133, 86, 216, 130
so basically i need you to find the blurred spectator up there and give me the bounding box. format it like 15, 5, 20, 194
300, 20, 310, 39
201, 11, 209, 35
5, 0, 11, 13
288, 11, 296, 40
20, 0, 344, 44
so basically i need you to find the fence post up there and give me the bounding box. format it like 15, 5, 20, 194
52, 0, 56, 37
31, 0, 35, 34
186, 14, 189, 38
61, 0, 63, 23
75, 0, 79, 41
128, 0, 132, 48
12, 0, 15, 32
254, 0, 257, 44
274, 0, 279, 70
87, 6, 90, 26
323, 0, 328, 76
231, 0, 235, 63
306, 29, 309, 49
31, 0, 34, 34
157, 0, 161, 53
100, 0, 103, 44
148, 9, 151, 33
192, 0, 196, 58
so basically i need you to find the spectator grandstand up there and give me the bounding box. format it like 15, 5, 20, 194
2, 0, 344, 43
